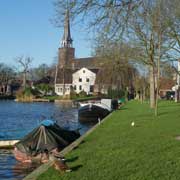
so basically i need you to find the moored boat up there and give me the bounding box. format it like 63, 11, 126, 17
13, 119, 80, 163
78, 99, 112, 123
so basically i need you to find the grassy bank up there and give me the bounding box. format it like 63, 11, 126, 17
37, 100, 180, 180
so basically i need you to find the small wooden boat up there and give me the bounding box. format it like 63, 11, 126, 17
78, 99, 112, 123
0, 140, 19, 149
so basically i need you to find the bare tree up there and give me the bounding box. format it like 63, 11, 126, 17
161, 0, 180, 102
53, 0, 142, 39
53, 0, 176, 114
127, 0, 171, 113
30, 63, 50, 81
95, 39, 137, 94
16, 56, 32, 90
0, 63, 16, 94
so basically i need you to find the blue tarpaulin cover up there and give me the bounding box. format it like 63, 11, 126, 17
40, 119, 55, 127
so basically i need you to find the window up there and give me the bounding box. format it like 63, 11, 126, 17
79, 78, 82, 82
79, 85, 82, 91
90, 85, 94, 92
74, 85, 76, 90
86, 78, 89, 82
83, 70, 85, 73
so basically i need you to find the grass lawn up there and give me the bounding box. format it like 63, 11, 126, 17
37, 100, 180, 180
42, 96, 60, 101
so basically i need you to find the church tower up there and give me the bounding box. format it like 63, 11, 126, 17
58, 9, 75, 69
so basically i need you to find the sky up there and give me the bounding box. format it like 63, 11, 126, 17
0, 0, 92, 67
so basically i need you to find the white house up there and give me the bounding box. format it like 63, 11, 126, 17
55, 84, 72, 96
55, 67, 97, 96
72, 67, 96, 95
55, 68, 73, 96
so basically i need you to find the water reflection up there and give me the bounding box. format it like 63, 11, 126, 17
0, 149, 38, 180
12, 161, 39, 180
0, 101, 91, 140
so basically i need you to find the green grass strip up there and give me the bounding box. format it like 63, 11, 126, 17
37, 100, 180, 180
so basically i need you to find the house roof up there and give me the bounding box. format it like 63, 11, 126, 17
72, 67, 99, 75
33, 76, 54, 85
56, 67, 99, 84
89, 69, 99, 74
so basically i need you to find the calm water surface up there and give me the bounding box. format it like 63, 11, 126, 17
0, 100, 92, 180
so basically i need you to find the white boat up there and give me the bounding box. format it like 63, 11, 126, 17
78, 99, 112, 123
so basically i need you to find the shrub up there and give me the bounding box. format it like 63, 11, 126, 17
70, 90, 78, 99
16, 87, 39, 101
79, 90, 87, 98
35, 83, 53, 95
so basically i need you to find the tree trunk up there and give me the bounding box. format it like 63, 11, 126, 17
143, 86, 146, 102
155, 69, 159, 116
23, 73, 26, 90
175, 87, 180, 102
140, 90, 143, 104
155, 29, 162, 116
149, 66, 155, 108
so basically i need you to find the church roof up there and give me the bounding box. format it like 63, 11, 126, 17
73, 57, 104, 69
89, 69, 99, 74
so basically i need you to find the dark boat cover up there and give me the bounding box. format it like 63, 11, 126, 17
15, 120, 80, 156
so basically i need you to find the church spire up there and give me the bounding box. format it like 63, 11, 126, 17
61, 8, 73, 48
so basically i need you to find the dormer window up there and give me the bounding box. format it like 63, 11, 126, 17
83, 70, 85, 73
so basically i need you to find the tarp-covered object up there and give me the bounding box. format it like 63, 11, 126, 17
14, 120, 80, 157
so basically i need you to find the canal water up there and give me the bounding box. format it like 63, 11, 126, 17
0, 100, 92, 180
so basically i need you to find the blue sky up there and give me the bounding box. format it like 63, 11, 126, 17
0, 0, 92, 67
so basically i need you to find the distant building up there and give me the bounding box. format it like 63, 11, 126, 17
55, 9, 102, 96
159, 77, 175, 98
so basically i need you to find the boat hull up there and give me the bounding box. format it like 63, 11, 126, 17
78, 104, 110, 123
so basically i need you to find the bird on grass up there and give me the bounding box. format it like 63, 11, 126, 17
131, 121, 135, 127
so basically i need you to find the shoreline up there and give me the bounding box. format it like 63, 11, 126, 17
0, 95, 15, 100
15, 98, 54, 102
